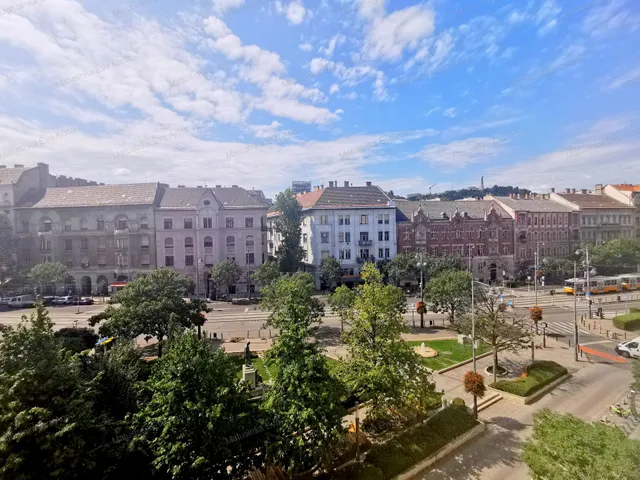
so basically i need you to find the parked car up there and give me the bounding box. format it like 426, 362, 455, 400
79, 297, 94, 305
8, 294, 37, 308
53, 296, 77, 306
615, 337, 640, 359
0, 297, 10, 305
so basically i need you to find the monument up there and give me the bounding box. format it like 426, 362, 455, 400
242, 342, 256, 388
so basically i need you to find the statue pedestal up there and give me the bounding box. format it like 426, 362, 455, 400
242, 365, 256, 388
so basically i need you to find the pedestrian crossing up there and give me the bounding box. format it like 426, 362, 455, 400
534, 321, 590, 337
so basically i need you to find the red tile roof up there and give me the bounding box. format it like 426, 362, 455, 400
296, 188, 325, 208
614, 184, 640, 192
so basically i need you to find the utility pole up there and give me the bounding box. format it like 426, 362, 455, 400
573, 261, 578, 361
585, 246, 592, 319
534, 243, 538, 308
419, 251, 425, 328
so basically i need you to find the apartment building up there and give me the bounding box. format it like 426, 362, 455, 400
488, 195, 576, 271
603, 184, 640, 238
267, 181, 396, 288
15, 183, 161, 295
550, 188, 635, 245
155, 186, 268, 297
395, 200, 514, 282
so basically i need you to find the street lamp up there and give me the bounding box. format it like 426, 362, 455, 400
576, 247, 593, 319
573, 260, 578, 361
417, 252, 426, 328
534, 241, 544, 308
196, 258, 203, 298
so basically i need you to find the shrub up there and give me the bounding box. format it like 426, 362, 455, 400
463, 371, 486, 399
613, 312, 640, 331
630, 307, 640, 314
366, 404, 478, 479
451, 397, 466, 406
492, 361, 567, 397
329, 462, 383, 480
54, 327, 99, 353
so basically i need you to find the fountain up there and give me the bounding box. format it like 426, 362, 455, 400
414, 342, 438, 358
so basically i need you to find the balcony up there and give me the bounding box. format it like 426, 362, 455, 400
358, 240, 373, 247
114, 228, 130, 235
356, 257, 367, 264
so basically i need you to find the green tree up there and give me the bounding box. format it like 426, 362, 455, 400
342, 263, 436, 431
272, 189, 305, 273
632, 360, 640, 392
251, 261, 281, 289
132, 331, 263, 480
523, 409, 640, 479
590, 238, 640, 274
89, 269, 210, 356
262, 273, 345, 475
97, 278, 109, 298
320, 256, 342, 290
28, 261, 68, 294
0, 212, 16, 298
387, 252, 418, 286
0, 302, 98, 479
327, 285, 355, 331
210, 259, 243, 296
424, 269, 472, 324
455, 291, 530, 383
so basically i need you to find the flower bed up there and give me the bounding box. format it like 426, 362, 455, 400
491, 361, 567, 397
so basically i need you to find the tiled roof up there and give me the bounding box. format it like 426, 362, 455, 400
0, 166, 32, 185
555, 193, 634, 209
212, 187, 265, 208
493, 196, 574, 213
613, 184, 640, 193
296, 185, 392, 209
158, 188, 208, 209
20, 183, 159, 208
158, 187, 266, 209
395, 199, 508, 222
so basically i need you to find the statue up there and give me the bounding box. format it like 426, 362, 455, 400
244, 342, 252, 367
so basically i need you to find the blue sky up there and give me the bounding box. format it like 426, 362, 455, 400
0, 0, 639, 196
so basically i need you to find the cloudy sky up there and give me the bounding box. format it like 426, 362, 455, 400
0, 0, 639, 196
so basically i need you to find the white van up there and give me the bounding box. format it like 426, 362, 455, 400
615, 337, 640, 359
8, 294, 36, 308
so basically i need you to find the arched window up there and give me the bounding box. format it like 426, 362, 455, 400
226, 236, 235, 253
204, 236, 213, 248
245, 235, 254, 250
80, 218, 88, 230
64, 219, 72, 232
165, 238, 173, 248
42, 218, 52, 232
185, 237, 194, 248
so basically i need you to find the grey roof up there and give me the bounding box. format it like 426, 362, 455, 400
493, 196, 574, 213
555, 193, 634, 210
0, 166, 32, 185
158, 187, 266, 209
20, 183, 159, 208
396, 199, 508, 222
297, 185, 392, 209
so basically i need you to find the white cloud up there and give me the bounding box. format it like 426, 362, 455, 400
298, 42, 313, 51
507, 10, 527, 24
322, 34, 345, 58
417, 136, 509, 169
113, 167, 132, 176
538, 19, 558, 36
607, 67, 640, 89
329, 83, 340, 94
426, 107, 440, 116
364, 5, 435, 61
212, 0, 245, 16
248, 120, 282, 138
286, 2, 306, 24
536, 0, 562, 26
443, 107, 457, 118
344, 92, 358, 100
583, 0, 640, 37
307, 57, 390, 101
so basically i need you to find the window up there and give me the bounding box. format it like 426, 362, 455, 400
98, 254, 107, 267
204, 200, 211, 205
453, 245, 464, 256
303, 233, 308, 243
97, 219, 105, 230
245, 235, 254, 251
339, 232, 344, 242
141, 235, 150, 248
378, 215, 383, 224
64, 221, 72, 232
117, 219, 127, 230
226, 217, 234, 228
43, 219, 52, 232
165, 256, 174, 267
164, 237, 173, 249
345, 232, 351, 243
321, 232, 330, 243
378, 248, 383, 258
245, 217, 254, 228
226, 236, 235, 252
385, 248, 390, 258
81, 238, 89, 250
116, 254, 128, 267
377, 214, 390, 224
65, 239, 73, 250
185, 255, 194, 266
184, 218, 193, 229
360, 232, 369, 241
344, 215, 350, 225
320, 215, 328, 225
442, 246, 449, 255
203, 217, 213, 229
246, 252, 255, 264
534, 216, 538, 226
478, 228, 484, 239
321, 250, 330, 259
204, 236, 213, 248
540, 217, 545, 226
98, 237, 107, 250
403, 229, 411, 241
22, 221, 29, 233
360, 215, 368, 225
338, 215, 344, 225
502, 244, 509, 254
477, 245, 484, 255
378, 231, 383, 241
455, 229, 461, 239
431, 246, 438, 255
140, 217, 149, 229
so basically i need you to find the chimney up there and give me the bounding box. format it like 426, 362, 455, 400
232, 185, 238, 187
595, 184, 603, 194
366, 181, 372, 187
581, 189, 588, 194
329, 181, 334, 187
344, 181, 349, 187
14, 164, 24, 168
216, 184, 222, 188
571, 188, 576, 194
177, 185, 185, 188
565, 188, 571, 193
197, 185, 202, 188
551, 188, 555, 193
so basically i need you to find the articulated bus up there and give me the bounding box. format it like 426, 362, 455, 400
563, 276, 622, 295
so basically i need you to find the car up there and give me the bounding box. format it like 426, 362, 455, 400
615, 337, 640, 359
53, 296, 76, 305
79, 297, 94, 305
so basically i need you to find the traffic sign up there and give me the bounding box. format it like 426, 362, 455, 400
585, 292, 591, 297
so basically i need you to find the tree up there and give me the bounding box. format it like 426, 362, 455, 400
424, 254, 464, 279
261, 273, 345, 475
327, 285, 355, 331
132, 331, 263, 480
28, 261, 68, 294
320, 256, 342, 290
251, 261, 281, 289
0, 212, 16, 298
341, 263, 436, 431
272, 189, 305, 273
590, 238, 640, 274
424, 269, 472, 324
0, 302, 98, 479
89, 269, 210, 356
455, 291, 530, 383
632, 360, 640, 392
463, 371, 486, 419
210, 259, 243, 296
522, 409, 640, 480
97, 278, 109, 298
387, 252, 418, 286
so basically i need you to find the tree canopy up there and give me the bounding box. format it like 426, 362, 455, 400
272, 189, 305, 273
522, 409, 640, 480
320, 256, 342, 289
251, 261, 281, 289
327, 285, 356, 331
0, 212, 16, 295
589, 238, 640, 274
28, 261, 68, 293
210, 259, 243, 293
424, 269, 472, 324
261, 272, 324, 331
407, 185, 531, 201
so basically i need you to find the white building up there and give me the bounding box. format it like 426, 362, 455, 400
268, 181, 397, 288
155, 186, 268, 297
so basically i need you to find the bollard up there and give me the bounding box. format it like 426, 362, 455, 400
269, 329, 272, 338
258, 329, 261, 338
625, 332, 627, 340
247, 330, 250, 338
568, 339, 571, 348
607, 330, 609, 337
221, 332, 223, 340
413, 318, 415, 328
613, 332, 617, 340
588, 324, 591, 330
580, 348, 583, 358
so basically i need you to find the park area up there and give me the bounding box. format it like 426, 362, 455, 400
407, 339, 490, 371
491, 360, 568, 397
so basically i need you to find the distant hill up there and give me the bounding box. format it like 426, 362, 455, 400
400, 185, 533, 202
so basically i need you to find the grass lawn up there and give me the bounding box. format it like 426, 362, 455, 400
407, 339, 489, 371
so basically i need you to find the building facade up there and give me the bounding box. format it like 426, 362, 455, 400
550, 189, 635, 245
603, 184, 640, 238
155, 186, 268, 296
395, 200, 514, 283
268, 182, 396, 288
488, 195, 576, 276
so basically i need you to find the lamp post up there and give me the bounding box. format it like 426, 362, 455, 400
534, 241, 544, 308
417, 251, 425, 328
573, 260, 579, 361
196, 258, 203, 299
577, 247, 592, 319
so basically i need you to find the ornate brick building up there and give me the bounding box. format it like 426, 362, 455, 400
395, 200, 514, 283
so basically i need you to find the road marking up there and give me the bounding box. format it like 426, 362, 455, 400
579, 345, 628, 363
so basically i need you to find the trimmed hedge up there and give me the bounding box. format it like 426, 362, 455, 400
613, 312, 640, 331
365, 404, 478, 479
491, 361, 567, 397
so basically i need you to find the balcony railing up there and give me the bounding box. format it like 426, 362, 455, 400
358, 240, 373, 246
